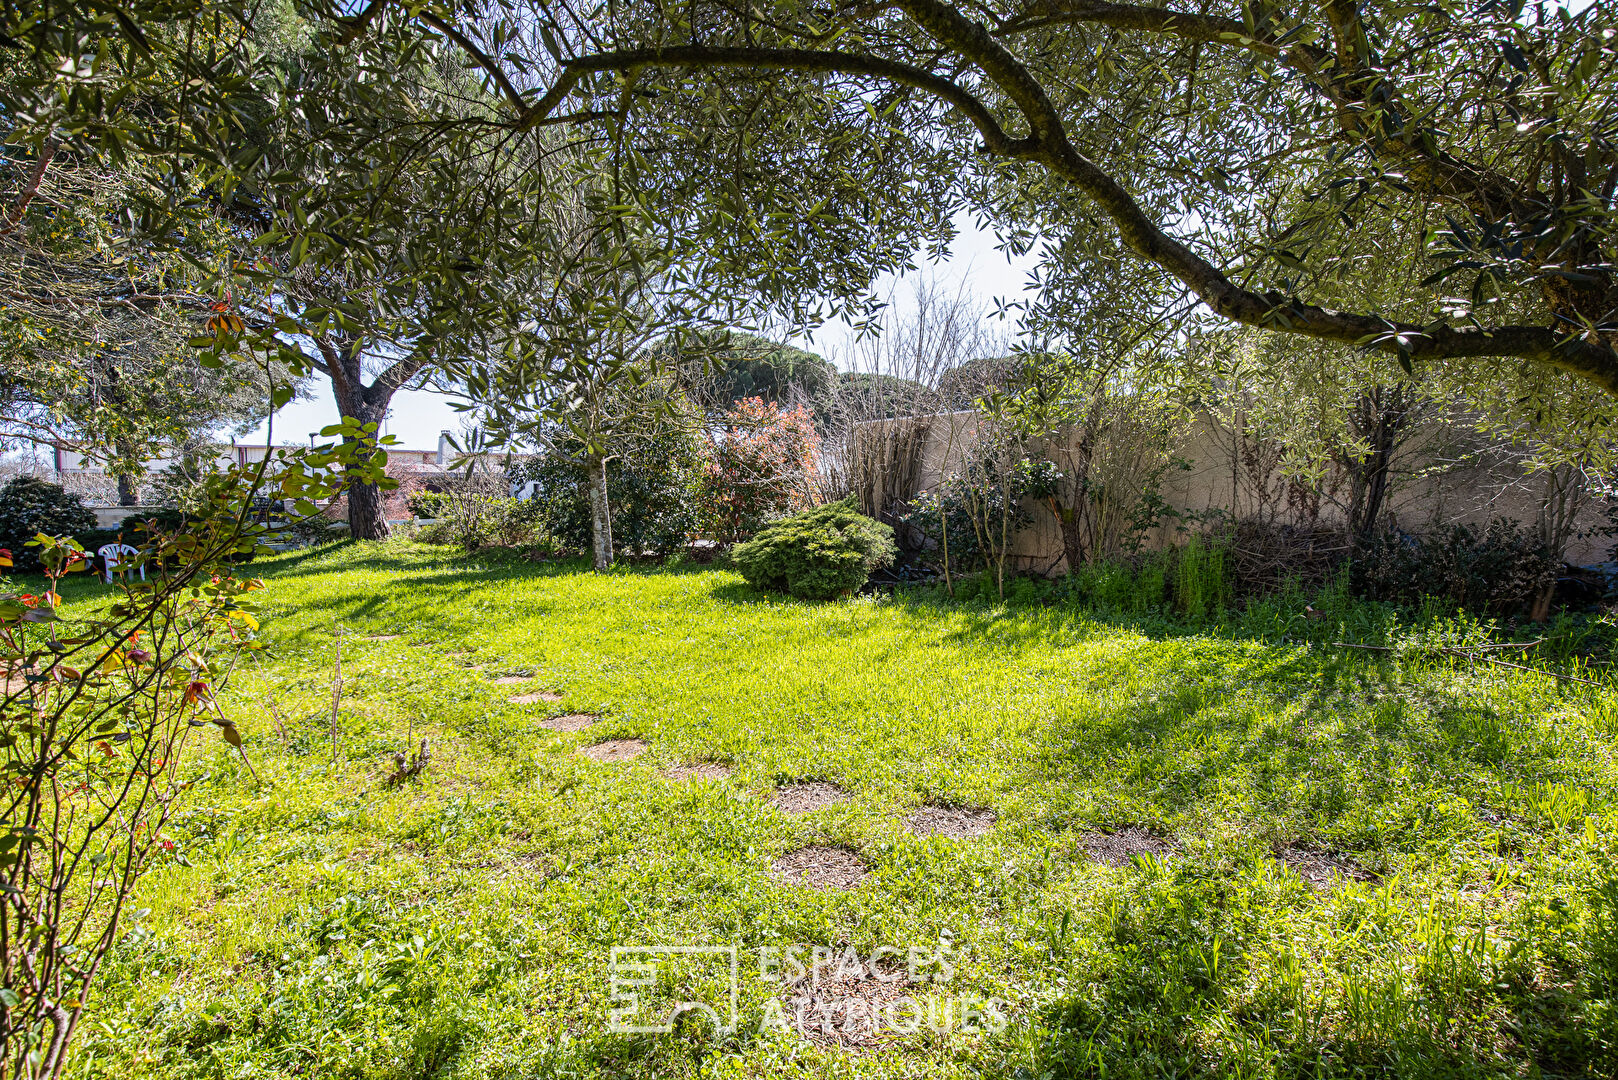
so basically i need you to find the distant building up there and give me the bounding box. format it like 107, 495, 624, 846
50, 430, 461, 482
48, 431, 466, 526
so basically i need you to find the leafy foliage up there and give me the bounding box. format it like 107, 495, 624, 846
1173, 532, 1232, 619
732, 499, 897, 599
511, 422, 706, 559
699, 398, 820, 544
416, 495, 544, 552
0, 478, 96, 573
670, 332, 836, 422
1354, 521, 1561, 616
0, 417, 385, 1078
905, 439, 1047, 582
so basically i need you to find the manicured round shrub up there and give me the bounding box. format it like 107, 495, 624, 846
0, 476, 97, 573
731, 499, 896, 600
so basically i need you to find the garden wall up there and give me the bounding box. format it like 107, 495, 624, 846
852, 411, 1610, 574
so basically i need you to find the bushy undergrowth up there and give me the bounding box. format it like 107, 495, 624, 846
928, 515, 1595, 642
0, 476, 96, 571
511, 426, 705, 559
1354, 519, 1560, 616
732, 498, 896, 599
415, 494, 545, 552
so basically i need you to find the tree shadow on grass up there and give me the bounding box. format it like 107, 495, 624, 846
705, 581, 778, 605
260, 542, 734, 584
991, 849, 1618, 1079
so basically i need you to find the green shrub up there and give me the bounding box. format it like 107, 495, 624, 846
0, 477, 97, 572
407, 490, 451, 519
1353, 520, 1557, 616
415, 494, 542, 551
509, 425, 704, 558
732, 499, 897, 600
1072, 553, 1171, 613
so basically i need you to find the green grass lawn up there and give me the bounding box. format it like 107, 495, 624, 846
63, 542, 1618, 1078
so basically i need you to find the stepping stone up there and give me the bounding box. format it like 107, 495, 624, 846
771, 781, 849, 814
509, 691, 564, 704
771, 845, 867, 890
906, 805, 995, 839
1078, 826, 1176, 866
490, 675, 534, 686
1277, 845, 1378, 890
665, 762, 733, 782
579, 738, 647, 763
775, 950, 914, 1048
539, 713, 599, 732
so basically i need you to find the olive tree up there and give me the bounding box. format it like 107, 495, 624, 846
316, 0, 1618, 392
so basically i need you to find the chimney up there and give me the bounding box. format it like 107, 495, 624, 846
437, 430, 453, 467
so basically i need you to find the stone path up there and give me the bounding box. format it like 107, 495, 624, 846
906, 806, 996, 839
771, 845, 868, 890
1077, 826, 1177, 866
539, 713, 599, 732
580, 738, 647, 763
665, 762, 733, 782
771, 781, 849, 814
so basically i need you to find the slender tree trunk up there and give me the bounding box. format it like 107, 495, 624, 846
587, 454, 614, 571
107, 376, 138, 506
1344, 386, 1410, 546
1050, 498, 1085, 574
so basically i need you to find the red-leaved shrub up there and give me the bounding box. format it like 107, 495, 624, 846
701, 398, 820, 543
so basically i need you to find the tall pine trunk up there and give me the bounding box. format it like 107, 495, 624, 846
587, 454, 614, 571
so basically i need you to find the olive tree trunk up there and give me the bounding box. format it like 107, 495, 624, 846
587, 454, 614, 571
318, 330, 420, 543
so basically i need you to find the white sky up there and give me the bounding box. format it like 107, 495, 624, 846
233, 211, 1042, 451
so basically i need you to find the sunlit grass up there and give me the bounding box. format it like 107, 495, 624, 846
64, 541, 1618, 1079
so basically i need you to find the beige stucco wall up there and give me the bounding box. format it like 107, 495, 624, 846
855, 411, 1609, 573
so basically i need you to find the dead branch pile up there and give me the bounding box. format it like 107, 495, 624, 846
1229, 520, 1350, 595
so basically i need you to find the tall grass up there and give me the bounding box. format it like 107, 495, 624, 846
1173, 532, 1230, 619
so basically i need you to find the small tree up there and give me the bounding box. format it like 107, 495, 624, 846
513, 420, 704, 560
0, 418, 382, 1078
700, 398, 820, 544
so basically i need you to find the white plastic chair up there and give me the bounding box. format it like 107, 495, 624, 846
98, 543, 144, 583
